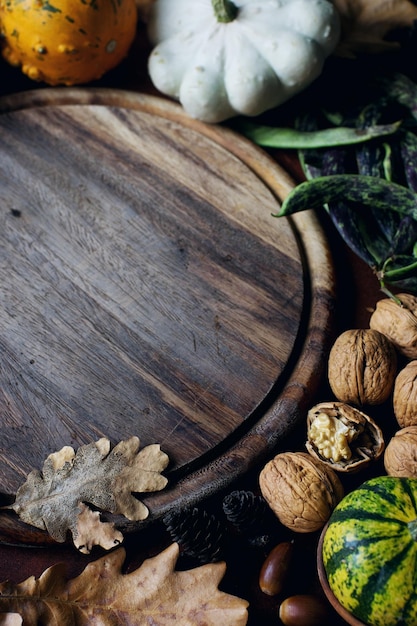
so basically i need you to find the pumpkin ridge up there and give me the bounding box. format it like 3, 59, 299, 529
330, 505, 409, 527
324, 532, 413, 579
359, 478, 416, 514
323, 477, 417, 626
402, 477, 417, 522
356, 544, 415, 625
402, 587, 417, 626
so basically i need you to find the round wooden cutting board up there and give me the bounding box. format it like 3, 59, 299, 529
0, 88, 336, 541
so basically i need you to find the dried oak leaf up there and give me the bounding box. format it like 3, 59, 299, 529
74, 502, 124, 554
333, 0, 417, 57
0, 543, 249, 626
7, 437, 169, 552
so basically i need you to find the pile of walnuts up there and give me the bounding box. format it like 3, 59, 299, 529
370, 293, 417, 477
259, 292, 417, 534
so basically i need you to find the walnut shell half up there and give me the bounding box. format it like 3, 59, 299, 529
384, 426, 417, 477
259, 452, 344, 533
328, 328, 397, 405
306, 401, 385, 472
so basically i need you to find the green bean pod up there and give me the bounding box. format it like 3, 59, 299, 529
277, 175, 417, 294
278, 175, 417, 220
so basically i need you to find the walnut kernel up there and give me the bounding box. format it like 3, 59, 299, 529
306, 401, 384, 472
259, 451, 344, 533
328, 328, 397, 405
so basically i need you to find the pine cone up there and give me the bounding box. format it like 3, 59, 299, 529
163, 506, 225, 564
222, 489, 278, 547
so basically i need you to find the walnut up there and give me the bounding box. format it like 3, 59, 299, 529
306, 401, 385, 472
259, 452, 344, 533
384, 426, 417, 477
393, 360, 417, 428
327, 328, 397, 405
370, 293, 417, 359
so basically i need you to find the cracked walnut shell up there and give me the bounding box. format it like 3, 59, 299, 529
393, 360, 417, 428
370, 293, 417, 359
259, 452, 344, 533
328, 328, 397, 405
306, 401, 384, 472
384, 426, 417, 477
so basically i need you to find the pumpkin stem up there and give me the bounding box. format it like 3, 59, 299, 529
212, 0, 238, 23
409, 519, 417, 541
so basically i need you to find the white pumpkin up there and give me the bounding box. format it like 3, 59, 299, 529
147, 0, 341, 123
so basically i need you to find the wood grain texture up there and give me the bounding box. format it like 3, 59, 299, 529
0, 89, 336, 540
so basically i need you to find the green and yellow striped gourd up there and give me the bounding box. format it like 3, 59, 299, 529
322, 476, 417, 626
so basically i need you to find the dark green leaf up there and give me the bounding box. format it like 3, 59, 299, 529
299, 149, 325, 180
383, 255, 417, 279
379, 72, 417, 121
355, 141, 390, 179
400, 131, 417, 192
389, 277, 417, 291
297, 115, 353, 180
326, 202, 383, 266
389, 216, 417, 256
304, 147, 389, 263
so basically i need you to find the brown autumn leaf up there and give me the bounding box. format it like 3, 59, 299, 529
333, 0, 417, 57
73, 502, 124, 554
0, 543, 249, 626
6, 437, 169, 553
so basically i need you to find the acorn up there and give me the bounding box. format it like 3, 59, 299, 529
259, 541, 294, 596
279, 594, 331, 626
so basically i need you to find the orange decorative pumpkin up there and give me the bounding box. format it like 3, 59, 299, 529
0, 0, 138, 85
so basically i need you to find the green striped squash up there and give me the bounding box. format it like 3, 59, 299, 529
322, 476, 417, 626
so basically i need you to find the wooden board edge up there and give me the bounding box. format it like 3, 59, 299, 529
0, 88, 337, 542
